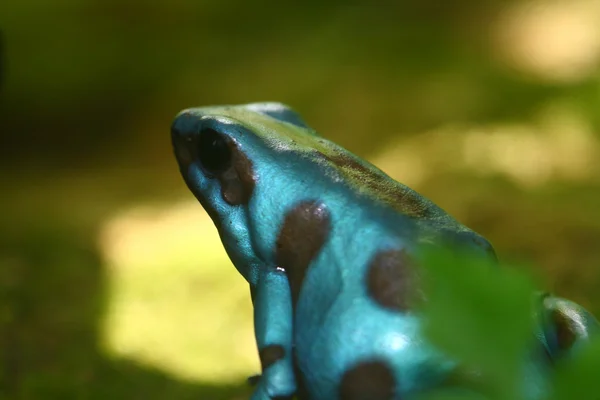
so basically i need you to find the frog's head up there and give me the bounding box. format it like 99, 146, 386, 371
171, 102, 316, 283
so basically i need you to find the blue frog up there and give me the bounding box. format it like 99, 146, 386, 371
170, 102, 599, 400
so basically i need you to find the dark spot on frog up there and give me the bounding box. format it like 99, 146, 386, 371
339, 360, 397, 400
551, 309, 577, 351
275, 200, 331, 306
215, 139, 255, 206
366, 249, 423, 312
259, 344, 285, 371
172, 127, 255, 228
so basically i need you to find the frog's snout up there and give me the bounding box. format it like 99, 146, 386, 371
170, 113, 188, 140
171, 116, 195, 172
170, 109, 198, 139
170, 122, 181, 138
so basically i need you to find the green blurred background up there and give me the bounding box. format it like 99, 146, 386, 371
1, 1, 600, 399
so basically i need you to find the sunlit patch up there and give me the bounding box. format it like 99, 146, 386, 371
374, 101, 599, 188
493, 0, 600, 83
462, 103, 597, 187
98, 201, 258, 383
387, 332, 409, 352
370, 137, 428, 188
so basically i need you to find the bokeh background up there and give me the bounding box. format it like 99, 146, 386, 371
1, 1, 600, 399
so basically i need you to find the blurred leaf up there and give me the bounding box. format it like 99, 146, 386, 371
418, 247, 536, 400
414, 390, 489, 400
550, 337, 600, 400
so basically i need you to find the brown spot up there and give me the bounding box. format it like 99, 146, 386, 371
259, 345, 285, 371
321, 151, 430, 219
172, 128, 255, 207
366, 249, 423, 311
218, 139, 255, 205
551, 309, 577, 351
339, 360, 397, 400
275, 200, 331, 305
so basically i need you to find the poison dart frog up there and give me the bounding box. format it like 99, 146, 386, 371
171, 102, 599, 400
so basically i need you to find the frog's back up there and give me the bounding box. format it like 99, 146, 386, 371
260, 107, 492, 254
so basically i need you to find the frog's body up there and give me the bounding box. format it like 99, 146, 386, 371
171, 103, 599, 400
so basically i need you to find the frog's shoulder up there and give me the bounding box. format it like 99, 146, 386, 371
305, 142, 496, 258
243, 102, 310, 129
312, 140, 447, 222
232, 103, 492, 257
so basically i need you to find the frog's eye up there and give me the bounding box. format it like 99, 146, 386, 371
197, 128, 232, 174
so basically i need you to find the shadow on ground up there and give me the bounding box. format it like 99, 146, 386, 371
0, 222, 251, 400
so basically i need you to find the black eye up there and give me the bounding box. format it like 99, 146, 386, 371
197, 128, 232, 174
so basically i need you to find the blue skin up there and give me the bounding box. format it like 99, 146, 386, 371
171, 103, 599, 400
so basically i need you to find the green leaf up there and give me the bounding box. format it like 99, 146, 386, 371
550, 337, 600, 400
417, 246, 537, 400
413, 389, 488, 400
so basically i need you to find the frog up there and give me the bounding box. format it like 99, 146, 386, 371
170, 102, 599, 400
